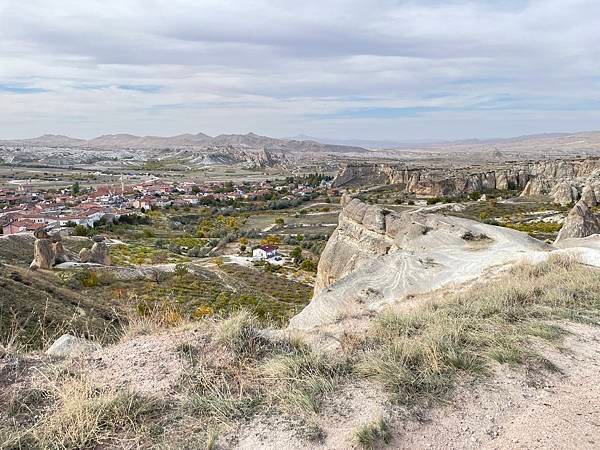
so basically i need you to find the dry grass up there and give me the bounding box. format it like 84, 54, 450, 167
180, 311, 346, 422
357, 255, 600, 404
2, 376, 163, 450
185, 368, 262, 423
354, 418, 391, 449
261, 345, 351, 414
214, 310, 274, 359
120, 295, 187, 341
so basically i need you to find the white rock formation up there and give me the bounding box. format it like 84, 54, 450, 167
581, 184, 598, 207
46, 334, 101, 358
550, 181, 579, 206
555, 200, 600, 243
290, 198, 551, 330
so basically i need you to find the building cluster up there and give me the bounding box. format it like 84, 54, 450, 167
0, 177, 327, 236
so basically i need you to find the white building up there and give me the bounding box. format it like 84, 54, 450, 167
252, 245, 279, 260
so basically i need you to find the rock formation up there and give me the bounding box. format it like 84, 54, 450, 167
332, 158, 600, 200
51, 233, 69, 264
89, 236, 111, 265
555, 200, 600, 243
79, 247, 92, 263
46, 334, 101, 358
290, 197, 550, 330
581, 184, 598, 207
549, 181, 579, 206
29, 231, 110, 268
77, 235, 111, 265
29, 229, 55, 270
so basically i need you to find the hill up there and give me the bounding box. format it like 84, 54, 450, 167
0, 131, 368, 154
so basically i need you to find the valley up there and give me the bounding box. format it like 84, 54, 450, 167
2, 131, 600, 449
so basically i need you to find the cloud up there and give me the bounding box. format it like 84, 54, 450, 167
117, 84, 162, 93
0, 84, 50, 94
0, 0, 599, 139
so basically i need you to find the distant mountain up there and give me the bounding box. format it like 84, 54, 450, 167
286, 134, 405, 149
288, 130, 600, 151
18, 134, 86, 147
86, 132, 212, 149
0, 132, 368, 154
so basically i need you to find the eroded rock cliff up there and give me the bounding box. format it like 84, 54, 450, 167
291, 197, 552, 330
332, 158, 600, 201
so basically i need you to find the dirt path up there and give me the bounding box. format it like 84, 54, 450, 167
391, 322, 600, 449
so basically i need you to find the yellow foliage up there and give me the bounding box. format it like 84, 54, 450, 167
194, 305, 214, 319
261, 235, 281, 246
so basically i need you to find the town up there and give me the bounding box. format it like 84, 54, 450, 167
0, 174, 333, 236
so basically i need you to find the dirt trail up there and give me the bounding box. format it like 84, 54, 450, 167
391, 322, 600, 449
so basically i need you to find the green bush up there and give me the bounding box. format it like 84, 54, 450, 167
73, 225, 90, 236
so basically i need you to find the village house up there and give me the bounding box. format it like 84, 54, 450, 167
2, 220, 45, 235
130, 197, 156, 211
252, 245, 279, 260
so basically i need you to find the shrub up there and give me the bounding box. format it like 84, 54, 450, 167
174, 263, 188, 278
213, 257, 225, 268
193, 305, 214, 319
469, 191, 482, 201
73, 225, 90, 236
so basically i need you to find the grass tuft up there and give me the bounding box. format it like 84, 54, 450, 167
354, 418, 391, 449
262, 346, 351, 413
214, 310, 273, 359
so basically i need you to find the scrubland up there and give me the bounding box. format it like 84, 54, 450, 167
2, 255, 600, 449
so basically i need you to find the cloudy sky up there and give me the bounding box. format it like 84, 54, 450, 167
1, 0, 599, 141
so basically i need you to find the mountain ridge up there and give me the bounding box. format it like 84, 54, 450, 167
0, 131, 369, 154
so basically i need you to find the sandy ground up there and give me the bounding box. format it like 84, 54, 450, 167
390, 322, 600, 450
232, 322, 600, 449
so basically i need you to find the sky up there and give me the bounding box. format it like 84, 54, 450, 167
1, 0, 599, 141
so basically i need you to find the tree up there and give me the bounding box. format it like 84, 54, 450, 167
191, 185, 201, 194
71, 182, 80, 196
261, 235, 281, 246
275, 218, 285, 226
290, 246, 303, 264
73, 224, 89, 236
300, 259, 318, 272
